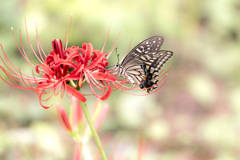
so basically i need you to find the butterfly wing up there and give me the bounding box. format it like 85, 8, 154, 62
121, 36, 164, 66
124, 50, 173, 86
139, 50, 173, 93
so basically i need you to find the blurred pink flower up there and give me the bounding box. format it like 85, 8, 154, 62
74, 143, 82, 160
56, 97, 109, 136
95, 103, 109, 130
56, 102, 72, 132
71, 96, 84, 128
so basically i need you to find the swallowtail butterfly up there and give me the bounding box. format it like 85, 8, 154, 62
115, 36, 173, 93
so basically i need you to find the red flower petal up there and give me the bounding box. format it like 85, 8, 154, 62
100, 82, 112, 101
52, 39, 64, 59
85, 51, 106, 70
70, 64, 84, 75
66, 85, 87, 102
36, 63, 54, 76
82, 43, 93, 66
55, 59, 77, 68
39, 92, 52, 109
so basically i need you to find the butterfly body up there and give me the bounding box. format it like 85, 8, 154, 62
114, 36, 173, 93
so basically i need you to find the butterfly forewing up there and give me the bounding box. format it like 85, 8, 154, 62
121, 36, 164, 66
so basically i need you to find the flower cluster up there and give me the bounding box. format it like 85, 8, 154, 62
0, 36, 116, 108
0, 17, 118, 109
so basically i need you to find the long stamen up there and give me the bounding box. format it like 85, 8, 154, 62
63, 30, 67, 50
0, 42, 44, 81
65, 13, 73, 50
120, 38, 132, 63
24, 16, 44, 64
34, 19, 45, 62
85, 71, 111, 90
107, 30, 121, 59
0, 67, 32, 89
101, 23, 111, 52
61, 81, 65, 98
18, 28, 41, 70
34, 20, 47, 58
86, 75, 108, 91
84, 74, 100, 98
157, 64, 173, 79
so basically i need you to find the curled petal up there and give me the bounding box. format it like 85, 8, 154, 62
52, 39, 64, 59
36, 63, 54, 76
39, 91, 52, 109
100, 82, 112, 101
64, 75, 81, 81
85, 51, 106, 70
45, 52, 54, 64
70, 64, 84, 75
66, 85, 86, 102
55, 59, 77, 67
82, 43, 93, 66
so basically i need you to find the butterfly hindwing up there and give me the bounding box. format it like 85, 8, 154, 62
139, 50, 173, 92
143, 50, 173, 71
124, 50, 173, 87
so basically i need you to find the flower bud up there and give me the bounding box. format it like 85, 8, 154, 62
56, 102, 72, 132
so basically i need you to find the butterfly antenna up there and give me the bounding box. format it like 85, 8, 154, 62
115, 47, 120, 64
106, 48, 120, 70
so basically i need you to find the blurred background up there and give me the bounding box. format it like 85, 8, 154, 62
0, 0, 240, 159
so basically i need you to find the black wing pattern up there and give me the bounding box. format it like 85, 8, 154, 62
121, 36, 164, 66
118, 36, 173, 93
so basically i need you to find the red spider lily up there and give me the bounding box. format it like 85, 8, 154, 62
0, 16, 117, 109
0, 15, 172, 109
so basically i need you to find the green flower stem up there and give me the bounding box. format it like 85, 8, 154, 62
69, 80, 77, 88
80, 101, 107, 160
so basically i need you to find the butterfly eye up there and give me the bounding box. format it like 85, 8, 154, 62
116, 63, 119, 67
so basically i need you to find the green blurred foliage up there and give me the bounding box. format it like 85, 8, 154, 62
0, 0, 240, 159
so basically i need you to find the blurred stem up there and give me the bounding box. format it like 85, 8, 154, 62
69, 80, 76, 88
80, 101, 107, 160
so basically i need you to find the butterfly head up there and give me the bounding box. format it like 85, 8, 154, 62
115, 63, 125, 76
115, 63, 123, 70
